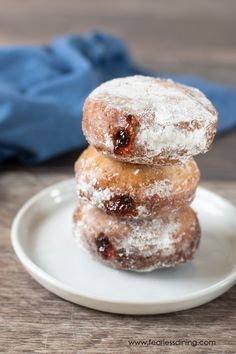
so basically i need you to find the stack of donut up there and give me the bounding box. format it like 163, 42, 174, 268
73, 75, 218, 272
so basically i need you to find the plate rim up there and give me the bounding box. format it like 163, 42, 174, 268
11, 179, 236, 307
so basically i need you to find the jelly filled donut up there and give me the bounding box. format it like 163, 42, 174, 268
73, 201, 201, 271
75, 146, 200, 219
83, 75, 218, 165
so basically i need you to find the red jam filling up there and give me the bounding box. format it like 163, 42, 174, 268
96, 233, 115, 259
112, 115, 138, 156
104, 195, 136, 217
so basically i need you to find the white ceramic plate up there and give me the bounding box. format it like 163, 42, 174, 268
11, 179, 236, 315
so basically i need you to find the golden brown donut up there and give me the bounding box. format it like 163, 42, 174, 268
73, 201, 201, 271
83, 75, 218, 166
75, 146, 200, 219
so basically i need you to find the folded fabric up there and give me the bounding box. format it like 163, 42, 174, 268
0, 32, 235, 164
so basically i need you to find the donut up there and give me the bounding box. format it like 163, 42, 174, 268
73, 201, 201, 271
75, 145, 200, 219
82, 75, 218, 165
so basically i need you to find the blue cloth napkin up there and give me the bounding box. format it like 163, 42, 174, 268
0, 32, 236, 164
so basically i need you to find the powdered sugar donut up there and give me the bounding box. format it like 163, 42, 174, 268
83, 75, 218, 165
75, 146, 200, 219
73, 201, 201, 271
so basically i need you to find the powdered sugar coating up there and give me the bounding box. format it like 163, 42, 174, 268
73, 202, 201, 271
75, 146, 200, 219
137, 124, 210, 163
144, 179, 172, 198
83, 75, 218, 165
89, 76, 215, 124
74, 202, 179, 257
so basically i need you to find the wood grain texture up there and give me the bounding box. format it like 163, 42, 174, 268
0, 0, 236, 352
1, 173, 236, 353
0, 0, 236, 85
1, 0, 236, 180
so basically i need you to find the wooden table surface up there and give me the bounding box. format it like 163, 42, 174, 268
1, 1, 236, 353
